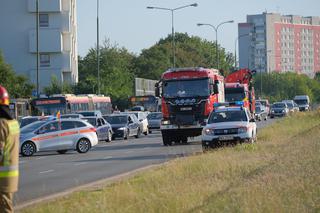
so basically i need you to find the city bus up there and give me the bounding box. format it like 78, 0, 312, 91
129, 95, 160, 112
30, 94, 112, 116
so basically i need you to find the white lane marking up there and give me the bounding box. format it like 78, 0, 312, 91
103, 156, 113, 160
74, 162, 87, 166
39, 169, 54, 174
36, 157, 46, 160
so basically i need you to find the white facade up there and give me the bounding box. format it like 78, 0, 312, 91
0, 0, 78, 91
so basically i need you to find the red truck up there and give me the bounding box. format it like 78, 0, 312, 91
155, 67, 225, 146
224, 68, 256, 117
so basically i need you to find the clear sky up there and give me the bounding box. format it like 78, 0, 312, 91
77, 0, 320, 57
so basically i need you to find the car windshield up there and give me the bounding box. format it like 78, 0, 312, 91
84, 118, 96, 126
225, 87, 245, 102
20, 121, 47, 134
147, 113, 162, 120
286, 103, 293, 109
258, 100, 267, 107
272, 103, 285, 108
163, 78, 209, 98
256, 106, 261, 113
78, 112, 95, 117
61, 114, 79, 118
208, 110, 248, 123
295, 99, 308, 105
105, 116, 127, 124
20, 117, 39, 128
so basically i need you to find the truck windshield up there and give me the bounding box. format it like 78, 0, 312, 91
225, 87, 245, 102
294, 100, 308, 105
163, 79, 209, 98
208, 110, 248, 123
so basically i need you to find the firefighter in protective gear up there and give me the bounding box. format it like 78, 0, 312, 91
0, 85, 20, 213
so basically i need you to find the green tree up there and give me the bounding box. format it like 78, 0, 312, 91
0, 52, 34, 98
133, 33, 234, 80
77, 40, 135, 108
43, 76, 73, 95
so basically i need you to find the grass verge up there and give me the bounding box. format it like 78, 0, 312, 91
18, 111, 320, 213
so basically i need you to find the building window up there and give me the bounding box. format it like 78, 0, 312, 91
39, 14, 49, 27
40, 54, 50, 67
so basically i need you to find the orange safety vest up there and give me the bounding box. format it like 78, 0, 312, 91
0, 119, 20, 192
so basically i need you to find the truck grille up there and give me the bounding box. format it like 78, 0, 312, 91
214, 128, 238, 135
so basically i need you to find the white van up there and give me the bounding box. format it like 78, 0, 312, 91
293, 95, 310, 111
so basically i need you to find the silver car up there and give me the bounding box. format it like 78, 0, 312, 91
147, 112, 162, 133
20, 119, 98, 156
82, 116, 113, 142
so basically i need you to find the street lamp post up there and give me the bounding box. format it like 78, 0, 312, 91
197, 20, 234, 69
36, 0, 39, 97
234, 33, 251, 68
97, 0, 100, 94
147, 3, 198, 68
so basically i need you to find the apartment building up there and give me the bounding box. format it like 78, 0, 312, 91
0, 0, 78, 91
238, 13, 320, 78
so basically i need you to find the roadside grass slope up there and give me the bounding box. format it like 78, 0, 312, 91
19, 111, 320, 213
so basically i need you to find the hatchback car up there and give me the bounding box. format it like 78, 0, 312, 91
270, 102, 289, 118
255, 105, 268, 121
202, 106, 257, 149
20, 119, 98, 156
82, 116, 113, 142
147, 112, 162, 133
104, 114, 141, 139
122, 111, 149, 135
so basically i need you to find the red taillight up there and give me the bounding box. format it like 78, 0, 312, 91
90, 127, 96, 132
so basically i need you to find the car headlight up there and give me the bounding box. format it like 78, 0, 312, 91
282, 109, 285, 113
271, 110, 274, 113
118, 127, 126, 131
161, 120, 170, 125
203, 128, 214, 135
238, 126, 248, 134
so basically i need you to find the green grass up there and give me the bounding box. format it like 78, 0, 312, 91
18, 111, 320, 213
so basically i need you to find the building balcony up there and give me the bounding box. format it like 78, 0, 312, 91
29, 29, 62, 53
28, 0, 62, 13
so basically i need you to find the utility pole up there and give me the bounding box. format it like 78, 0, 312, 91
36, 0, 40, 97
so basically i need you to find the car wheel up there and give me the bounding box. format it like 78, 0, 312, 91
21, 141, 36, 157
135, 128, 141, 138
123, 129, 128, 140
181, 136, 188, 144
106, 130, 112, 142
57, 150, 68, 154
76, 138, 91, 153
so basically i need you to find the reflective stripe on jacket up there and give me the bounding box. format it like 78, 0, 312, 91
0, 119, 20, 192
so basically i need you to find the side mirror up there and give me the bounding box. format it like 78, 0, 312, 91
213, 84, 219, 94
155, 86, 160, 97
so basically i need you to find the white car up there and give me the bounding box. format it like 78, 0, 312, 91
20, 119, 98, 156
202, 106, 257, 149
122, 111, 149, 135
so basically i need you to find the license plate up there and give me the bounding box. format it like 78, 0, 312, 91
219, 135, 234, 141
180, 107, 192, 111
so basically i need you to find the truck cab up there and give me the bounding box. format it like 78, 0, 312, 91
156, 67, 224, 146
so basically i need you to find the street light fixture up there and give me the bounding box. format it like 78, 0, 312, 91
197, 20, 234, 69
147, 3, 198, 68
234, 33, 252, 68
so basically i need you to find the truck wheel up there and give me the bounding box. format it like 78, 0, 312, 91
181, 137, 188, 144
162, 131, 172, 146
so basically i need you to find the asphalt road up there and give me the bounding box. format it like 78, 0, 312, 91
15, 117, 277, 206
